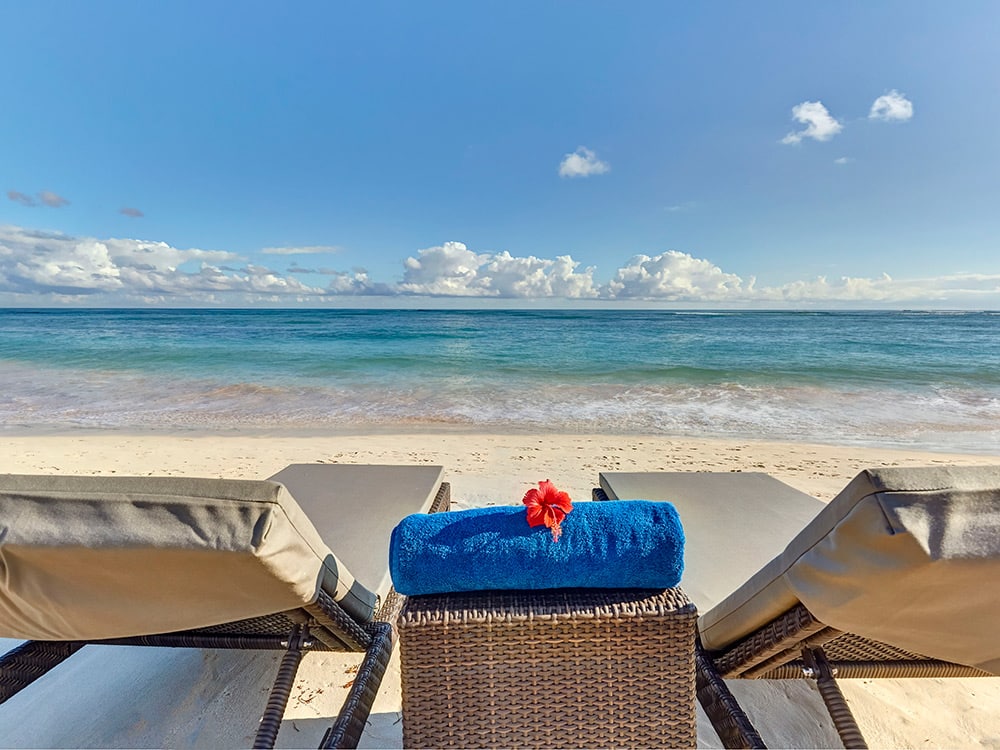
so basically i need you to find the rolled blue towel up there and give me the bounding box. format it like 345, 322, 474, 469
389, 500, 684, 596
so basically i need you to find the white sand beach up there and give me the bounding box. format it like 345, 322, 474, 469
1, 431, 998, 748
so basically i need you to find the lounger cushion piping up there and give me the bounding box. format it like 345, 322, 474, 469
700, 466, 1000, 675
0, 475, 378, 641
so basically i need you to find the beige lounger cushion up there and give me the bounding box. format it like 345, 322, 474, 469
599, 471, 824, 613
0, 475, 377, 641
700, 466, 1000, 675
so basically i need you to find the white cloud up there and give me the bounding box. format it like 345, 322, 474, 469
834, 157, 854, 165
740, 272, 1000, 305
782, 101, 843, 144
0, 225, 322, 301
8, 239, 121, 293
398, 242, 492, 296
261, 245, 341, 255
483, 252, 599, 298
602, 251, 1000, 306
763, 273, 901, 303
2, 224, 998, 307
324, 269, 391, 295
605, 251, 749, 300
397, 242, 600, 298
869, 90, 913, 122
558, 147, 610, 178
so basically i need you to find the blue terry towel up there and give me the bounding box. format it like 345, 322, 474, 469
389, 500, 684, 596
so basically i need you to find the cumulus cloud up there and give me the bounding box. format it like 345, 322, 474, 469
834, 157, 854, 165
120, 207, 144, 218
38, 191, 70, 208
398, 242, 492, 296
603, 254, 1000, 305
396, 242, 600, 298
484, 252, 599, 298
2, 224, 997, 307
558, 147, 610, 178
869, 90, 913, 122
0, 225, 322, 302
605, 251, 749, 300
7, 191, 36, 207
261, 245, 341, 255
325, 269, 392, 295
392, 244, 1000, 305
782, 101, 843, 144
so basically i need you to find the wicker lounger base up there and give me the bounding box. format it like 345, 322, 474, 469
702, 603, 992, 749
0, 592, 380, 750
398, 587, 697, 749
712, 603, 991, 682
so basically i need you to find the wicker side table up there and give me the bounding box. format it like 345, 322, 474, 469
398, 587, 697, 749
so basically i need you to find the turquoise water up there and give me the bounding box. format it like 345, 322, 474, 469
1, 308, 998, 452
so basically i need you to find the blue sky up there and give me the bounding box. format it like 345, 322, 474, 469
2, 1, 998, 307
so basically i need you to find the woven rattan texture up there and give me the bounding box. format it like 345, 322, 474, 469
0, 641, 86, 704
129, 592, 365, 652
714, 604, 836, 678
764, 659, 989, 679
319, 622, 395, 749
304, 588, 371, 651
758, 631, 990, 679
712, 604, 990, 680
695, 641, 765, 749
398, 588, 697, 749
429, 481, 452, 514
815, 632, 938, 663
185, 612, 302, 638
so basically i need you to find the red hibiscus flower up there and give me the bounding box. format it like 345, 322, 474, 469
522, 480, 573, 542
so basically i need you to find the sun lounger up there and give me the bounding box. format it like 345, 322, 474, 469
0, 464, 449, 749
596, 467, 1000, 749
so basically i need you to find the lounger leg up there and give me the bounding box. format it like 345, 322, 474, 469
253, 625, 311, 750
801, 647, 868, 750
0, 640, 86, 704
695, 640, 767, 749
319, 622, 394, 750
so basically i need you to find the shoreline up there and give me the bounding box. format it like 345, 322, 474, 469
4, 416, 999, 457
1, 430, 998, 748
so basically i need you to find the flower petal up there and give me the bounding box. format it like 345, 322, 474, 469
525, 504, 548, 528
522, 487, 542, 507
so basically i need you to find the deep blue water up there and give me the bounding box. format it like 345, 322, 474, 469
1, 308, 998, 452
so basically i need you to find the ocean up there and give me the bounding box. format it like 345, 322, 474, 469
1, 308, 998, 453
